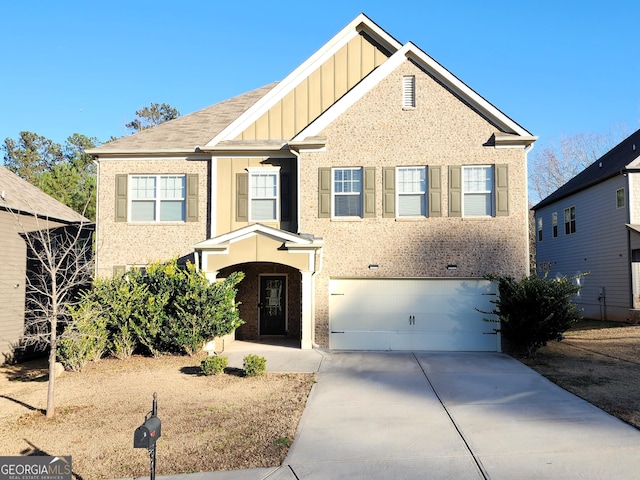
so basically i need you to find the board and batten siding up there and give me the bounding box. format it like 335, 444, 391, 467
535, 175, 630, 321
237, 32, 389, 141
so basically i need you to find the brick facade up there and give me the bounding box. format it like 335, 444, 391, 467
299, 60, 530, 347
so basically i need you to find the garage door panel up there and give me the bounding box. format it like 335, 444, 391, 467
329, 278, 499, 351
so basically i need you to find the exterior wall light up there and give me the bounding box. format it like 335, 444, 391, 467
446, 264, 457, 270
368, 264, 379, 270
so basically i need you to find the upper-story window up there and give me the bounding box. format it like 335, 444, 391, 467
463, 166, 493, 216
130, 175, 186, 222
333, 167, 362, 217
537, 217, 543, 242
564, 206, 576, 235
552, 211, 558, 237
248, 168, 280, 222
617, 188, 625, 209
397, 166, 427, 216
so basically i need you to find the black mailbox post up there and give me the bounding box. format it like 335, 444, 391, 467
134, 392, 161, 480
134, 416, 161, 448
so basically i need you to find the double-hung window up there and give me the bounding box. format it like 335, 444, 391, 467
552, 212, 558, 237
463, 166, 493, 216
130, 175, 186, 222
537, 217, 543, 242
397, 167, 427, 216
333, 167, 362, 217
248, 168, 279, 222
564, 206, 576, 234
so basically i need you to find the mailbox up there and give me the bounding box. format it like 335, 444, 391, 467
134, 416, 162, 449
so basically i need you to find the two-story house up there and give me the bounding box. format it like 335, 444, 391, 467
89, 14, 536, 352
533, 129, 640, 322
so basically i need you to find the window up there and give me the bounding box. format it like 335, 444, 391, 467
617, 188, 625, 209
463, 166, 493, 216
564, 206, 576, 235
402, 75, 415, 108
333, 168, 362, 217
248, 168, 279, 221
537, 217, 543, 242
130, 175, 185, 222
552, 212, 558, 237
397, 167, 427, 216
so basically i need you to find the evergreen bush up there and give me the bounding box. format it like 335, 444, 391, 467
482, 274, 584, 357
243, 354, 267, 377
200, 355, 228, 376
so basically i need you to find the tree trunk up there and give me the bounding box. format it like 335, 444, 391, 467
46, 341, 57, 418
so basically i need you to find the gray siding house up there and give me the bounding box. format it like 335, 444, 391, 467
532, 129, 640, 322
0, 166, 91, 363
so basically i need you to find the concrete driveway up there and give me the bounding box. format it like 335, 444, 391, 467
156, 346, 640, 480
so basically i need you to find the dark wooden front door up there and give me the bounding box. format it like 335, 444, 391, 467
259, 275, 286, 335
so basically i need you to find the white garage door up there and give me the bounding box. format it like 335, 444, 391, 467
329, 278, 499, 351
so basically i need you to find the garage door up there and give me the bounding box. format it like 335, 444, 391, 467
329, 278, 499, 351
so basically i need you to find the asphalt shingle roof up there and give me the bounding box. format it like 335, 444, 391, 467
532, 128, 640, 210
0, 166, 89, 223
88, 83, 278, 155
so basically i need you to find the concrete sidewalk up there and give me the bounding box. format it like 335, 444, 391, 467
136, 346, 640, 479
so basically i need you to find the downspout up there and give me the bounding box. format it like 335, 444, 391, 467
289, 147, 303, 234
289, 144, 324, 348
524, 142, 535, 276
93, 157, 100, 278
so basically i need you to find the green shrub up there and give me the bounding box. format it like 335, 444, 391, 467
58, 298, 108, 371
72, 259, 245, 358
243, 354, 267, 377
482, 274, 584, 357
200, 355, 228, 376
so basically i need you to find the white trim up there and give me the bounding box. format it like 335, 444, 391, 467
205, 14, 402, 147
128, 174, 186, 223
296, 42, 534, 140
246, 166, 281, 222
210, 156, 217, 239
462, 165, 494, 217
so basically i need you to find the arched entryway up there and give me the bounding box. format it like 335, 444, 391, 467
219, 262, 302, 342
194, 224, 323, 349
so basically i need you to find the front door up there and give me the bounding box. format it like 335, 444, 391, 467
259, 275, 286, 335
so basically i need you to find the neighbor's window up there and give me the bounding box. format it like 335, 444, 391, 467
397, 167, 427, 216
333, 168, 362, 217
617, 188, 625, 209
537, 217, 543, 242
463, 166, 493, 216
402, 75, 415, 108
552, 211, 558, 237
564, 206, 576, 235
248, 168, 279, 222
130, 175, 185, 222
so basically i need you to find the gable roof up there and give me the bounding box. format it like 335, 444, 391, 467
0, 166, 89, 223
532, 128, 640, 210
87, 83, 278, 155
206, 14, 535, 149
89, 13, 535, 157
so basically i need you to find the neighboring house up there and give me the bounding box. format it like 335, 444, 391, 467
88, 14, 536, 352
0, 166, 92, 363
532, 129, 640, 322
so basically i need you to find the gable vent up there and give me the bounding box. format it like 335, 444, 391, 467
402, 75, 416, 108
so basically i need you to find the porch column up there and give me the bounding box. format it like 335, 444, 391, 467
301, 270, 314, 349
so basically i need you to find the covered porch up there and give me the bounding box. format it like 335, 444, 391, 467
194, 224, 323, 349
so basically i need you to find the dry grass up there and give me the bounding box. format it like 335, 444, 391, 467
521, 319, 640, 429
0, 353, 315, 479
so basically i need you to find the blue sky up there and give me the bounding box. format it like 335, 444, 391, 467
1, 1, 639, 161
